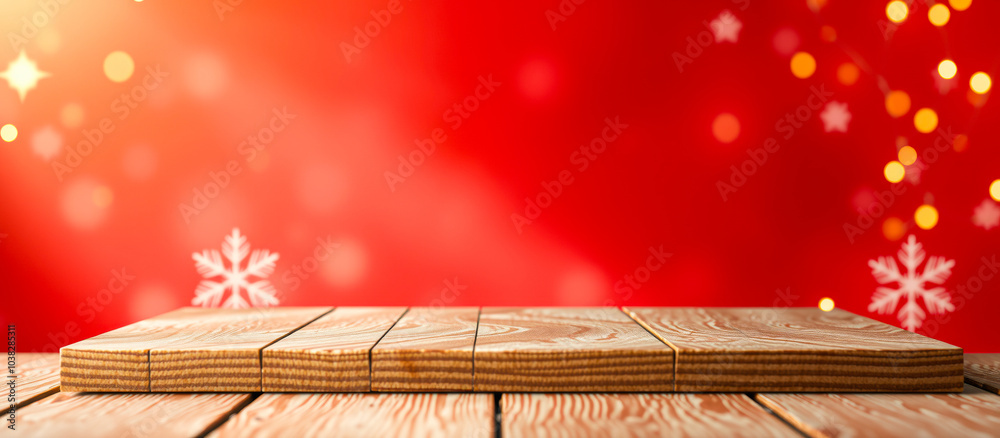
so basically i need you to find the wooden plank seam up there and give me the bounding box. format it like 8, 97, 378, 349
254, 307, 337, 391
621, 307, 681, 392
367, 307, 411, 392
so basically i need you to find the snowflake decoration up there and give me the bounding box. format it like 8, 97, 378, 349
192, 228, 280, 308
972, 199, 1000, 230
868, 235, 955, 331
820, 101, 851, 133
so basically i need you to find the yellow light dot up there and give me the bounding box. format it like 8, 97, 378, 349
790, 52, 816, 79
887, 1, 909, 23
949, 0, 972, 11
103, 51, 135, 83
883, 217, 907, 241
913, 108, 938, 134
937, 60, 957, 79
914, 204, 939, 230
712, 113, 741, 144
990, 179, 1000, 201
885, 90, 911, 118
819, 298, 835, 312
884, 161, 906, 183
837, 62, 859, 86
898, 146, 917, 165
928, 4, 951, 26
60, 103, 85, 129
0, 124, 17, 142
970, 72, 992, 94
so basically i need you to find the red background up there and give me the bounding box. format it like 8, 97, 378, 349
1, 0, 998, 352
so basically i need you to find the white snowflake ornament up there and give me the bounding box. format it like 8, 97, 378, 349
973, 199, 1000, 230
192, 228, 280, 308
710, 10, 742, 43
868, 235, 955, 331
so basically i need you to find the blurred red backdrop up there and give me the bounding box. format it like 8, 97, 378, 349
1, 0, 998, 352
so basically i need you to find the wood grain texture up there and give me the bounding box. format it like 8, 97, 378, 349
208, 393, 494, 438
61, 307, 220, 392
474, 307, 673, 392
965, 353, 1000, 394
502, 393, 800, 438
372, 307, 479, 392
148, 307, 332, 392
757, 385, 1000, 438
2, 353, 60, 414
262, 307, 407, 392
16, 392, 250, 438
626, 307, 964, 392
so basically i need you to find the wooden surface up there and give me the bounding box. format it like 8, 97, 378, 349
965, 353, 1000, 394
16, 392, 251, 437
2, 353, 60, 414
262, 307, 407, 392
502, 393, 800, 438
371, 307, 479, 392
757, 385, 1000, 438
61, 307, 214, 392
208, 393, 494, 438
148, 307, 332, 392
474, 307, 673, 392
626, 307, 964, 392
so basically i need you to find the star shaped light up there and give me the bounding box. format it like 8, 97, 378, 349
973, 199, 1000, 230
820, 101, 851, 133
711, 10, 742, 43
0, 50, 50, 102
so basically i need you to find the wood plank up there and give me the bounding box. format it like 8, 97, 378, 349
262, 307, 407, 392
626, 307, 964, 392
208, 393, 494, 438
502, 393, 801, 438
474, 307, 673, 392
371, 307, 479, 392
16, 392, 251, 437
757, 385, 1000, 438
61, 307, 222, 392
2, 353, 60, 415
147, 307, 332, 392
965, 353, 1000, 394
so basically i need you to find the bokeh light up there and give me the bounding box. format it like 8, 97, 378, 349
820, 25, 837, 42
0, 124, 16, 142
886, 1, 908, 23
790, 52, 816, 79
928, 4, 951, 26
953, 134, 969, 152
913, 108, 938, 133
103, 51, 135, 83
885, 90, 911, 117
807, 0, 828, 12
712, 113, 740, 143
772, 28, 800, 56
949, 0, 972, 11
31, 126, 62, 160
883, 217, 906, 241
884, 161, 906, 183
837, 62, 859, 86
61, 178, 111, 230
914, 204, 939, 230
990, 179, 1000, 201
970, 72, 992, 94
818, 297, 835, 312
937, 60, 957, 79
122, 144, 159, 181
898, 146, 917, 165
60, 103, 85, 129
184, 53, 228, 100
